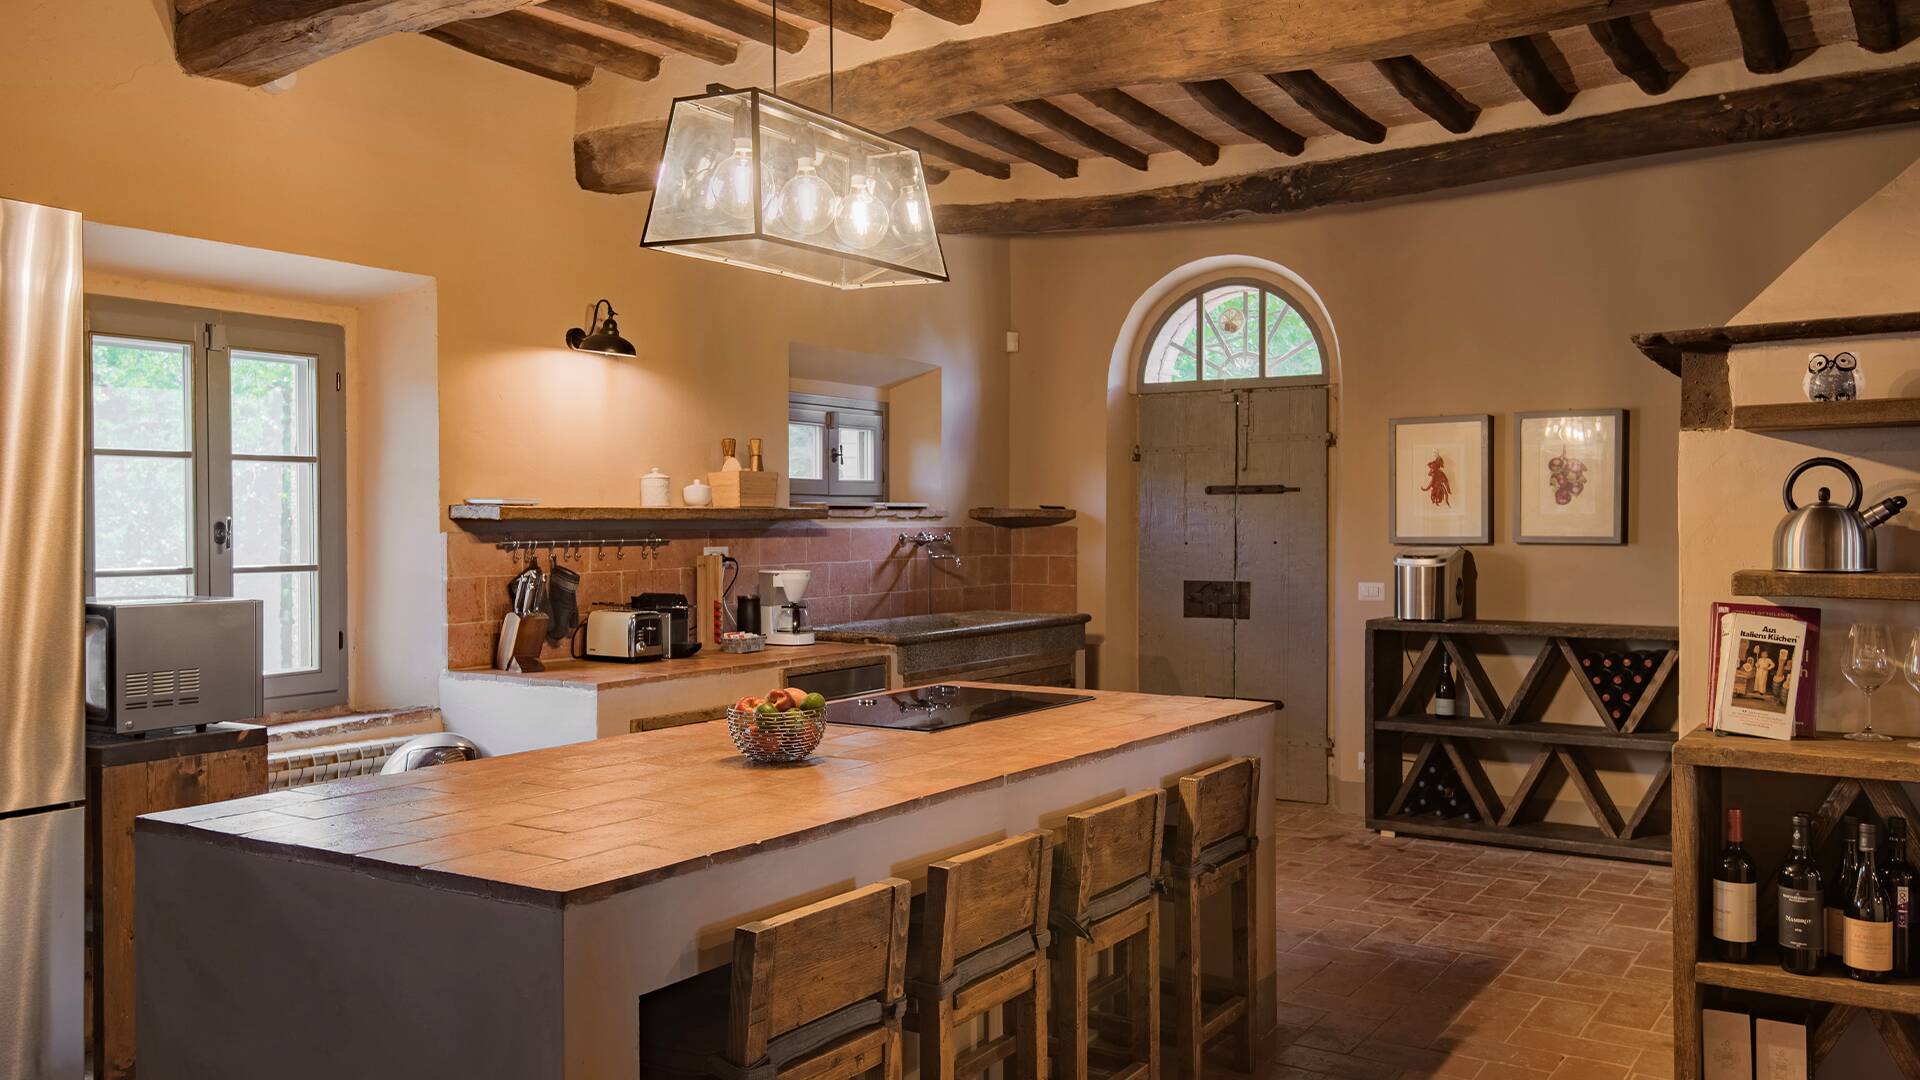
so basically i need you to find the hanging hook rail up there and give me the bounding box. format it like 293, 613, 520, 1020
497, 537, 669, 564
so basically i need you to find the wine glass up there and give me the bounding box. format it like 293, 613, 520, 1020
1846, 623, 1896, 741
1905, 630, 1920, 749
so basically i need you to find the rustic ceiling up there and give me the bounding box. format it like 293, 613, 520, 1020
170, 0, 1919, 233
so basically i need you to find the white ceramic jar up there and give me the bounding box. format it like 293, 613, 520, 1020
640, 467, 672, 507
683, 478, 712, 507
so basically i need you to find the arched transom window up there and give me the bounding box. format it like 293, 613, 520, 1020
1139, 278, 1327, 388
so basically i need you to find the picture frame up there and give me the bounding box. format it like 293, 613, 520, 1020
1388, 414, 1492, 545
1513, 409, 1628, 544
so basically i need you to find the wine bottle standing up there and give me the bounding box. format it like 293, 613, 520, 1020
1888, 817, 1917, 977
1434, 653, 1460, 717
1848, 821, 1894, 982
1712, 809, 1758, 962
1829, 815, 1861, 966
1778, 812, 1823, 975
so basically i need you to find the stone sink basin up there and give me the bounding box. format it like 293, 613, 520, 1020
816, 610, 1090, 684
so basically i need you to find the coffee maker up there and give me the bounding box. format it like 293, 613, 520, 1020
758, 569, 815, 646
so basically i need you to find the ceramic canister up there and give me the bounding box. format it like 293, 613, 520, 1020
641, 467, 672, 507
683, 479, 712, 507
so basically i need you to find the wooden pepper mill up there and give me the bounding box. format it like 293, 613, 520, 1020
748, 437, 763, 472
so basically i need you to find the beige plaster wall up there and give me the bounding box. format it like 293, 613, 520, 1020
1006, 130, 1920, 798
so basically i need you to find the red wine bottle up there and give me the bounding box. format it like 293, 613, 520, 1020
1434, 652, 1460, 717
1848, 821, 1894, 982
1888, 817, 1916, 977
1713, 809, 1758, 963
1778, 812, 1823, 975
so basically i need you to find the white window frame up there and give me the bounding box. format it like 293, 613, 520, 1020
84, 296, 349, 710
789, 392, 888, 504
1136, 276, 1331, 394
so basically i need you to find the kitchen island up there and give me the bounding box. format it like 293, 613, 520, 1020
134, 685, 1277, 1080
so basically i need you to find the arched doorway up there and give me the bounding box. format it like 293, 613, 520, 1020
1130, 264, 1334, 803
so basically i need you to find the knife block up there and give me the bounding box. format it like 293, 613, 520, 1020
708, 470, 778, 508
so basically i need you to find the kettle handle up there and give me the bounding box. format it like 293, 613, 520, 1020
1783, 456, 1862, 512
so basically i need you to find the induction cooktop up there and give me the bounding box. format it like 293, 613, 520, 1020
826, 684, 1094, 733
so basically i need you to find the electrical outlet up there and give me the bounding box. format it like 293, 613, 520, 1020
1357, 581, 1385, 602
703, 546, 729, 557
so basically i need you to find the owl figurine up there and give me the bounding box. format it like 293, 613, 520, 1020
1804, 351, 1861, 402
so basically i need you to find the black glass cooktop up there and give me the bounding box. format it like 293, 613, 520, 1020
826, 684, 1094, 733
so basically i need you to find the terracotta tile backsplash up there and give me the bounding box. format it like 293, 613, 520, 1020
444, 524, 1080, 670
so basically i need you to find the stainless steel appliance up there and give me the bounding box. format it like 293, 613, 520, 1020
631, 592, 699, 656
85, 597, 265, 734
826, 684, 1094, 732
0, 197, 85, 1078
1774, 457, 1908, 573
1393, 547, 1472, 621
759, 569, 815, 646
581, 608, 670, 662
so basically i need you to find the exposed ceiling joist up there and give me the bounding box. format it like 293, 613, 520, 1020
1080, 89, 1219, 165
1183, 80, 1304, 155
1590, 17, 1679, 94
939, 112, 1079, 178
934, 62, 1920, 235
175, 0, 537, 85
895, 0, 981, 24
425, 21, 593, 84
1374, 55, 1478, 134
1848, 0, 1901, 51
1007, 99, 1150, 170
774, 0, 891, 40
1726, 0, 1793, 73
886, 127, 1013, 179
460, 10, 660, 81
1267, 71, 1385, 143
647, 0, 809, 52
540, 0, 736, 65
1489, 37, 1573, 115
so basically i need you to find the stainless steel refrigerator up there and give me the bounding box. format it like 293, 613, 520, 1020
0, 197, 87, 1078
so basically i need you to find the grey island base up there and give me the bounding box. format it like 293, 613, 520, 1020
134, 684, 1277, 1080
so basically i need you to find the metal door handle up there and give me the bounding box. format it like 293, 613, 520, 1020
1204, 484, 1299, 495
213, 516, 233, 552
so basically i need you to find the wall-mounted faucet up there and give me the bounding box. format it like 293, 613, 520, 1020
901, 531, 963, 570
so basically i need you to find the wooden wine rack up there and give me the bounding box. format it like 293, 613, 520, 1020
1364, 618, 1680, 864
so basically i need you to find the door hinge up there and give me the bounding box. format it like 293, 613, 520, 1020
1131, 444, 1142, 463
339, 630, 345, 650
1326, 431, 1337, 447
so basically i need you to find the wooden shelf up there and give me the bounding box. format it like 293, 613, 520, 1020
1367, 617, 1679, 640
1695, 960, 1920, 1013
969, 506, 1076, 528
1376, 715, 1676, 751
1734, 398, 1920, 433
449, 504, 828, 525
1368, 815, 1672, 864
1673, 730, 1920, 783
1634, 310, 1920, 375
1731, 569, 1920, 602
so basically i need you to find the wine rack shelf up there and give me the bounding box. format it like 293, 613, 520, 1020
1672, 731, 1920, 1080
1364, 618, 1680, 865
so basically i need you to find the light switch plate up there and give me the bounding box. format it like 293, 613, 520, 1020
703, 546, 729, 557
1358, 581, 1385, 602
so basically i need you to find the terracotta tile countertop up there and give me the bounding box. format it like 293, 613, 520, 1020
140, 686, 1273, 907
442, 640, 894, 692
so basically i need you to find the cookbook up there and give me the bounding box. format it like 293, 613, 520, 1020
1708, 602, 1820, 739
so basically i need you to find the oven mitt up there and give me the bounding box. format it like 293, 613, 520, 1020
546, 561, 580, 646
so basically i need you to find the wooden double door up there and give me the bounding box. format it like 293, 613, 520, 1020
1138, 387, 1330, 803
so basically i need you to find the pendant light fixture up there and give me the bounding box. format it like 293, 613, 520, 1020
640, 1, 947, 289
565, 299, 637, 357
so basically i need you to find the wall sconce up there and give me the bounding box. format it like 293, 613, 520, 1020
565, 299, 636, 357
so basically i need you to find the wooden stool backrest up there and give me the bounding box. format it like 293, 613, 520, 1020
727, 878, 912, 1066
921, 831, 1052, 984
1053, 789, 1166, 920
1166, 757, 1260, 868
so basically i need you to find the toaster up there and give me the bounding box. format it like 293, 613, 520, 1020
582, 609, 670, 662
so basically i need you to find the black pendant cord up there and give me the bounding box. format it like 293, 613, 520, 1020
771, 0, 777, 93
829, 1, 835, 116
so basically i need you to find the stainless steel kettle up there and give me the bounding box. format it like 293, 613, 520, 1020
1773, 457, 1907, 572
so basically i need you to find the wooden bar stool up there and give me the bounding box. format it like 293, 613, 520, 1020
640, 879, 913, 1080
1049, 789, 1166, 1080
908, 831, 1054, 1080
1161, 757, 1260, 1080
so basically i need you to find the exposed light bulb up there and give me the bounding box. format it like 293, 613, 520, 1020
779, 158, 838, 237
836, 174, 891, 250
706, 138, 758, 224
890, 183, 933, 249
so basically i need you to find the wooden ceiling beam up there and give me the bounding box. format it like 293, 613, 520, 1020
1182, 79, 1304, 155
424, 21, 594, 84
1081, 89, 1219, 165
939, 113, 1079, 178
1726, 0, 1792, 73
458, 10, 660, 80
646, 0, 808, 52
1007, 99, 1150, 171
1590, 17, 1678, 94
772, 0, 892, 40
174, 0, 537, 85
539, 0, 736, 65
934, 63, 1920, 235
885, 128, 1013, 180
1266, 71, 1385, 143
895, 0, 981, 24
1848, 0, 1901, 52
1489, 37, 1573, 115
1374, 55, 1478, 133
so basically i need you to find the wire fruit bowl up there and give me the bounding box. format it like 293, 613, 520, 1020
725, 706, 827, 764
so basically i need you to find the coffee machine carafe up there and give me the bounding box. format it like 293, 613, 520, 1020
758, 569, 815, 646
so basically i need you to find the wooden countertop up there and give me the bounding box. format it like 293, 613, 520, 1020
86, 722, 266, 767
139, 686, 1273, 907
443, 641, 894, 692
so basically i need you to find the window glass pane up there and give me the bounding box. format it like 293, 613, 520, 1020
92, 456, 190, 571
231, 350, 316, 456
837, 427, 876, 483
235, 570, 319, 675
1142, 300, 1200, 384
789, 422, 825, 480
1263, 295, 1324, 377
92, 574, 193, 599
91, 336, 189, 451
233, 460, 318, 566
1200, 285, 1260, 380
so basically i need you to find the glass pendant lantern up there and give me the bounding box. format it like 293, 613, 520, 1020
641, 88, 949, 289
